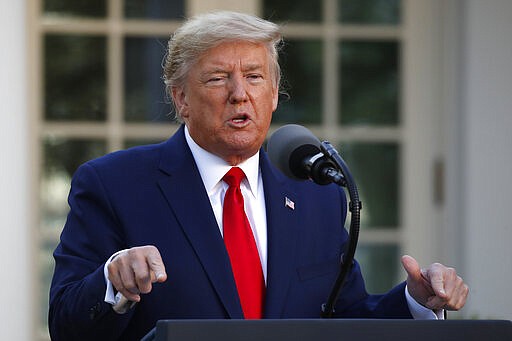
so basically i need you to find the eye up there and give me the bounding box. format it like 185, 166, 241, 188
203, 72, 228, 85
246, 73, 263, 82
207, 76, 224, 83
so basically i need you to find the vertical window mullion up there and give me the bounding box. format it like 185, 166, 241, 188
107, 0, 124, 152
323, 0, 339, 131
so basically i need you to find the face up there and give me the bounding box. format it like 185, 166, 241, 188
172, 41, 279, 165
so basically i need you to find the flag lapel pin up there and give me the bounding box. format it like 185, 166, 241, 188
285, 197, 295, 210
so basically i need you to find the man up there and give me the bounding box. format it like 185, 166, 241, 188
49, 11, 468, 341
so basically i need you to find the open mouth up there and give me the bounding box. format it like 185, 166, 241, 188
230, 114, 249, 124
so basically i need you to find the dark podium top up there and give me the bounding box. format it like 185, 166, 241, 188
151, 319, 512, 341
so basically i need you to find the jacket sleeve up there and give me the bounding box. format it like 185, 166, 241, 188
48, 162, 134, 340
334, 265, 413, 319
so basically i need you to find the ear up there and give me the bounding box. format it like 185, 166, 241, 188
171, 86, 189, 117
271, 85, 279, 112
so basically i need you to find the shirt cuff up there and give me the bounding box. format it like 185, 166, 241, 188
405, 285, 444, 320
103, 249, 128, 305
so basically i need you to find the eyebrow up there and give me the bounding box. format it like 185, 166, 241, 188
241, 63, 265, 72
201, 63, 265, 76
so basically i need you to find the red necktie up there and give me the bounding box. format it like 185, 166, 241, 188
222, 167, 265, 319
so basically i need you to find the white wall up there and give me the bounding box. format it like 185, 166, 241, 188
0, 0, 33, 340
461, 0, 512, 319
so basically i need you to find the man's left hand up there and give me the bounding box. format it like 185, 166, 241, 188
401, 255, 469, 311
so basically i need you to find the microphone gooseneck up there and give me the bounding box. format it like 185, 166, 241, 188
267, 124, 362, 318
319, 140, 361, 318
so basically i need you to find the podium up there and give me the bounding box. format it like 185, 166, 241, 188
146, 319, 512, 341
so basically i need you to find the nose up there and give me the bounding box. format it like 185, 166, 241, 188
228, 76, 248, 104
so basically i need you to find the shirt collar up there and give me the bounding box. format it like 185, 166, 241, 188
184, 125, 260, 199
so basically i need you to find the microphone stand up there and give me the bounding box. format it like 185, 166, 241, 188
319, 141, 362, 318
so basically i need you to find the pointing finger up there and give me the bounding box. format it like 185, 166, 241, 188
426, 264, 447, 298
146, 247, 167, 283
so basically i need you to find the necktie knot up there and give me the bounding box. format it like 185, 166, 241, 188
223, 167, 245, 188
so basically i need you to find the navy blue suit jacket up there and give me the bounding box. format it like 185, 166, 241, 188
49, 125, 412, 340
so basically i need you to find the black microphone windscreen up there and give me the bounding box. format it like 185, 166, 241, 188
267, 124, 322, 179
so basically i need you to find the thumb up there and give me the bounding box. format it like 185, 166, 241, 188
401, 255, 423, 282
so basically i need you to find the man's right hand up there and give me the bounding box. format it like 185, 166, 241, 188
107, 245, 167, 302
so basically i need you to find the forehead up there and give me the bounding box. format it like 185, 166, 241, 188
196, 41, 270, 70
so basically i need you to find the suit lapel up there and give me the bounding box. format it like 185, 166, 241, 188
260, 152, 299, 318
157, 126, 243, 318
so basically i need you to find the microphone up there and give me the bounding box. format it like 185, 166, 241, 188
267, 124, 342, 185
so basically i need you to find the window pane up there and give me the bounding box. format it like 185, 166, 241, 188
356, 244, 399, 293
339, 41, 399, 126
273, 40, 323, 124
339, 142, 399, 228
339, 0, 401, 25
45, 35, 107, 121
124, 0, 184, 20
41, 138, 107, 233
124, 37, 174, 123
263, 0, 322, 22
44, 0, 106, 18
